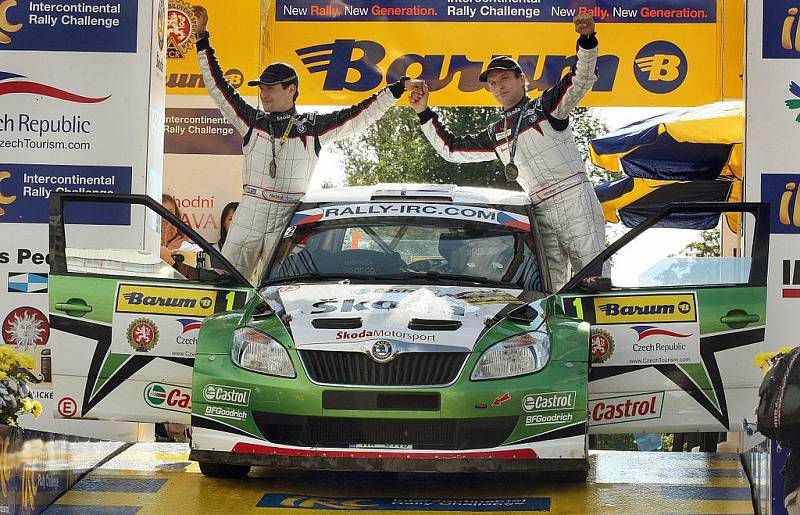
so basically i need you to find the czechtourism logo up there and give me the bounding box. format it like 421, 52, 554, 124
631, 325, 692, 341
633, 40, 687, 94
0, 0, 21, 45
0, 71, 110, 103
788, 81, 800, 123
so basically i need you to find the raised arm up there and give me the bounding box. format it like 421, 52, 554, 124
541, 14, 599, 122
411, 83, 498, 163
193, 5, 257, 137
312, 78, 422, 152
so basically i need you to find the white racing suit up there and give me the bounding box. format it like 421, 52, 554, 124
197, 36, 405, 278
417, 35, 606, 290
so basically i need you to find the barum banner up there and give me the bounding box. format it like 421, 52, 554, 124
265, 0, 729, 106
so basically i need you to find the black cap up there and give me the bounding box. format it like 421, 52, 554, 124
247, 62, 298, 87
479, 56, 522, 82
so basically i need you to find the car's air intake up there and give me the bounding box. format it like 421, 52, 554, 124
299, 351, 469, 386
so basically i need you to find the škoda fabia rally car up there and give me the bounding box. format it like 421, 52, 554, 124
48, 185, 770, 479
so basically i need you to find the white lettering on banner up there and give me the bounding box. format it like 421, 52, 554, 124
525, 412, 573, 426
335, 329, 436, 343
292, 203, 529, 230
204, 405, 247, 421
522, 391, 576, 412
589, 392, 665, 426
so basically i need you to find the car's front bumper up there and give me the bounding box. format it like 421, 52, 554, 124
189, 425, 588, 473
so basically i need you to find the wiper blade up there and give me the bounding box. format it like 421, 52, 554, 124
262, 272, 363, 285
421, 271, 513, 288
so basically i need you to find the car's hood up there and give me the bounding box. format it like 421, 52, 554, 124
265, 283, 543, 352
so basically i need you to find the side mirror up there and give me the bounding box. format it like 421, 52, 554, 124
579, 276, 612, 293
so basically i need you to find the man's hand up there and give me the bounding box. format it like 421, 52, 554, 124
409, 81, 429, 114
404, 79, 424, 95
192, 5, 209, 34
573, 13, 595, 35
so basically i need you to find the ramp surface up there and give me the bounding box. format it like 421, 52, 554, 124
46, 443, 754, 514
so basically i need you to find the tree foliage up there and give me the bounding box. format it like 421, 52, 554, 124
334, 105, 609, 187
677, 228, 721, 258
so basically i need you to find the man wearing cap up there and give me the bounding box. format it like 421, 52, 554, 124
409, 14, 606, 290
191, 6, 422, 278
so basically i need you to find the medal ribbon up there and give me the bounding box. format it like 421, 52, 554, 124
268, 115, 295, 168
505, 97, 530, 168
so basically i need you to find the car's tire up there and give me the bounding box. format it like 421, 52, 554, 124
199, 461, 250, 479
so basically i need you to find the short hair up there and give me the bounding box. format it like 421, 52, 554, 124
282, 78, 299, 103
514, 71, 531, 92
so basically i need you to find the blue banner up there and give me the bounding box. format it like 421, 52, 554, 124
276, 0, 716, 23
762, 173, 800, 234
0, 0, 138, 53
258, 493, 551, 511
0, 163, 132, 224
763, 0, 800, 58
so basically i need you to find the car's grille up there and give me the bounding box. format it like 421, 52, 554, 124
299, 351, 469, 386
253, 413, 519, 450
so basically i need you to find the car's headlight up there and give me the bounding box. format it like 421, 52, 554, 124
471, 331, 550, 380
231, 327, 295, 378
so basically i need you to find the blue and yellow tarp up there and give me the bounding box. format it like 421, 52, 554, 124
595, 177, 740, 230
590, 101, 743, 180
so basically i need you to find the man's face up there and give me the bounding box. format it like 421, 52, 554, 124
486, 70, 526, 109
259, 83, 296, 113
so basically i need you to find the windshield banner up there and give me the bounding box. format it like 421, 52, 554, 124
289, 203, 531, 231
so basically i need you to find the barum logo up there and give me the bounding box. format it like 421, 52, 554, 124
295, 39, 618, 93
166, 68, 243, 89
203, 384, 250, 406
633, 41, 687, 94
144, 383, 191, 412
522, 391, 576, 412
594, 294, 696, 324
0, 0, 22, 44
122, 291, 198, 309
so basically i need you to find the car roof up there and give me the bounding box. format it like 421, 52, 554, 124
300, 183, 531, 206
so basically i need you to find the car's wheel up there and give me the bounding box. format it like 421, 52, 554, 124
199, 461, 250, 479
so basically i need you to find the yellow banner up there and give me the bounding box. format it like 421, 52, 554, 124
116, 284, 219, 317
593, 294, 697, 324
166, 0, 262, 97
263, 1, 735, 107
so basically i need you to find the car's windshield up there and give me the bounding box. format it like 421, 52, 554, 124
263, 203, 543, 292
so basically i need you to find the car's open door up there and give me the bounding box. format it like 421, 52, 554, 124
558, 202, 771, 434
48, 193, 254, 424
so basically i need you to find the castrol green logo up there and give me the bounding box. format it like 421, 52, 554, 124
202, 384, 250, 406
522, 391, 576, 412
